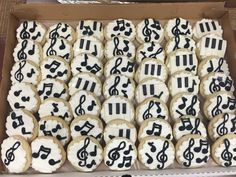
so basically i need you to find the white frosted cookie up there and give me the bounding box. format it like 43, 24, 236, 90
136, 18, 164, 43
166, 49, 198, 75
104, 56, 135, 78
13, 39, 42, 65
135, 58, 168, 83
11, 60, 41, 85
104, 119, 137, 144
31, 136, 66, 173
73, 36, 103, 59
173, 116, 207, 141
68, 72, 102, 96
104, 137, 137, 171
135, 78, 169, 104
38, 97, 73, 124
38, 116, 70, 146
196, 34, 227, 60
203, 91, 236, 120
71, 53, 103, 77
7, 83, 40, 112
67, 136, 103, 172
105, 19, 136, 41
170, 93, 200, 121
136, 42, 165, 63
69, 90, 101, 118
138, 118, 173, 141
208, 113, 236, 141
46, 22, 76, 43
198, 56, 229, 78
101, 95, 134, 123
37, 78, 69, 101
200, 72, 234, 97
176, 134, 210, 168
16, 21, 46, 44
212, 134, 236, 167
193, 19, 223, 40
165, 35, 196, 55
138, 136, 175, 170
1, 136, 31, 173
40, 56, 71, 82
136, 97, 169, 125
6, 109, 38, 141
70, 115, 103, 141
168, 71, 200, 97
76, 20, 104, 41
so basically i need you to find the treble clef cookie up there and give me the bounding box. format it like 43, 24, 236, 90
136, 18, 164, 43
176, 134, 210, 168
1, 136, 31, 173
31, 136, 66, 173
138, 136, 175, 170
67, 136, 103, 172
104, 137, 137, 171
10, 60, 41, 85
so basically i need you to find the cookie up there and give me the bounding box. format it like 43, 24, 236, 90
166, 49, 198, 75
105, 19, 136, 41
193, 19, 223, 40
173, 116, 207, 141
168, 71, 200, 97
13, 39, 42, 65
103, 74, 135, 100
203, 91, 236, 120
136, 18, 164, 43
16, 21, 46, 44
211, 134, 236, 167
70, 115, 103, 141
200, 72, 234, 97
104, 119, 137, 144
43, 37, 73, 62
138, 118, 173, 141
135, 78, 169, 104
136, 42, 165, 63
69, 90, 101, 118
101, 95, 135, 123
6, 109, 38, 141
208, 113, 236, 141
1, 136, 31, 173
7, 83, 40, 112
76, 20, 104, 41
165, 35, 196, 55
198, 56, 230, 78
38, 97, 73, 124
40, 56, 71, 82
175, 134, 210, 168
104, 137, 137, 171
46, 22, 76, 43
68, 72, 102, 96
138, 136, 175, 170
71, 53, 103, 77
10, 60, 41, 85
38, 116, 70, 146
104, 56, 135, 78
73, 36, 103, 59
136, 97, 169, 125
170, 93, 200, 121
31, 136, 66, 173
135, 58, 168, 83
67, 136, 103, 172
37, 78, 69, 101
196, 34, 227, 60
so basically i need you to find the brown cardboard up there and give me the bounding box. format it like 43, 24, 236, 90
1, 2, 236, 175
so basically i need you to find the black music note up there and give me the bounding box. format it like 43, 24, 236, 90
53, 89, 66, 98
110, 57, 122, 74
45, 60, 61, 73
145, 153, 153, 164
179, 118, 193, 131
186, 95, 198, 116
222, 97, 236, 110
217, 113, 229, 136
142, 19, 152, 42
38, 83, 53, 98
11, 112, 24, 128
28, 43, 35, 55
83, 26, 93, 36
183, 138, 195, 167
191, 118, 201, 135
211, 95, 223, 117
178, 97, 187, 110
108, 76, 120, 96
20, 21, 30, 39
207, 58, 224, 73
49, 159, 61, 166
121, 61, 134, 73
187, 80, 197, 92
86, 64, 101, 74
87, 100, 96, 111
4, 142, 21, 165
143, 101, 155, 119
32, 145, 51, 159
113, 20, 126, 31
194, 139, 209, 154
171, 18, 181, 37
40, 121, 53, 136
14, 60, 26, 82
146, 122, 162, 136
49, 23, 61, 39
32, 32, 41, 40
156, 140, 169, 169
75, 95, 86, 116
26, 68, 35, 78
77, 137, 90, 167
17, 40, 28, 60
221, 139, 233, 167
106, 141, 126, 166
117, 156, 132, 168
46, 38, 57, 56
231, 116, 236, 132
219, 77, 233, 92
29, 21, 37, 33
113, 37, 124, 56
74, 121, 95, 135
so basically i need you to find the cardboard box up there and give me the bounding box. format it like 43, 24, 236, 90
1, 1, 236, 176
